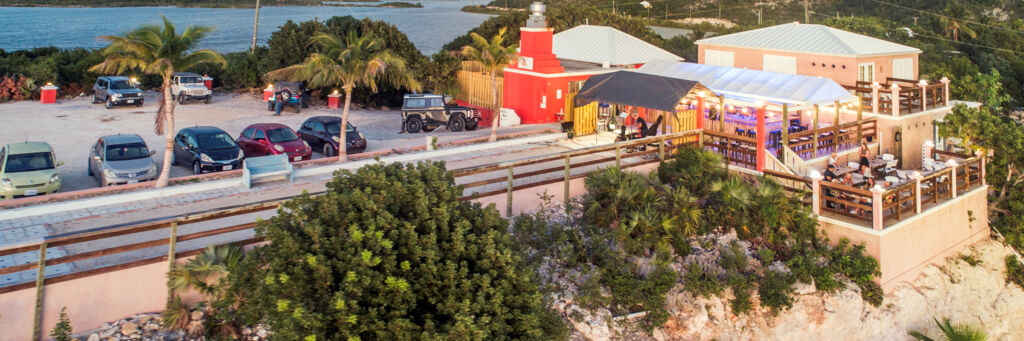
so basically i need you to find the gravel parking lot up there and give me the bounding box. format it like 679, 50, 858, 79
0, 92, 542, 192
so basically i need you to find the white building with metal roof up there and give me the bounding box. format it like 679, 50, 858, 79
552, 25, 683, 68
695, 22, 922, 86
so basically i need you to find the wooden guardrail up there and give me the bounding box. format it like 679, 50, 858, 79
701, 129, 757, 169
0, 130, 705, 339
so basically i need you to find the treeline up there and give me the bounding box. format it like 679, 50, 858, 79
0, 16, 459, 107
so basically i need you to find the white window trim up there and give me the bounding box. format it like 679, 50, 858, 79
858, 62, 876, 83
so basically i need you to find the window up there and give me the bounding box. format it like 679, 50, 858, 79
242, 128, 255, 139
704, 50, 734, 67
429, 97, 444, 108
176, 133, 188, 145
313, 121, 325, 133
266, 128, 298, 143
110, 80, 133, 90
0, 147, 5, 170
763, 55, 796, 74
858, 63, 875, 83
105, 143, 150, 161
4, 152, 54, 173
326, 122, 354, 135
94, 140, 104, 156
196, 133, 237, 149
892, 58, 913, 80
179, 76, 202, 84
405, 98, 426, 109
253, 129, 266, 140
186, 135, 199, 149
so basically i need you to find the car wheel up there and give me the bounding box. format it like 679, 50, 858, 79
178, 93, 186, 105
324, 144, 334, 157
105, 97, 113, 109
405, 116, 423, 133
136, 101, 143, 107
466, 121, 479, 131
204, 96, 211, 104
192, 161, 202, 175
92, 94, 100, 104
448, 115, 466, 132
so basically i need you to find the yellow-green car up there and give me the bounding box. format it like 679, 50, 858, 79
0, 142, 63, 200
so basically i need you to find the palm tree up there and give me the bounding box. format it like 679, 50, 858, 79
909, 317, 988, 341
267, 31, 420, 161
91, 16, 226, 188
163, 245, 244, 337
939, 15, 977, 42
461, 27, 518, 142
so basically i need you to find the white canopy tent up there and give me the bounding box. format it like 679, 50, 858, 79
637, 60, 857, 110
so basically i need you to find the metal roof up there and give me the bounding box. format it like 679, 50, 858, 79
552, 25, 683, 66
696, 22, 920, 57
637, 60, 856, 106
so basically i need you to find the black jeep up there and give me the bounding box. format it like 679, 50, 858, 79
401, 94, 480, 133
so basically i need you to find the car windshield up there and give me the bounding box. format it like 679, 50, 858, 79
179, 76, 202, 84
4, 152, 54, 173
325, 122, 355, 135
267, 128, 299, 143
196, 133, 237, 150
105, 142, 149, 161
110, 80, 134, 90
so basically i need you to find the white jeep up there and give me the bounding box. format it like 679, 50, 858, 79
170, 72, 212, 104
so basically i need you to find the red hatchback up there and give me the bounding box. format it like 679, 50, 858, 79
236, 123, 312, 162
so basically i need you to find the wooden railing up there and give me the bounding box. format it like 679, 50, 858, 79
813, 154, 984, 229
844, 79, 949, 116
763, 169, 811, 197
702, 129, 757, 169
785, 118, 877, 159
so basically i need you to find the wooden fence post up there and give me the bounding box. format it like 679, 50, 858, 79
809, 171, 823, 215
615, 145, 621, 168
506, 167, 514, 217
812, 104, 820, 158
911, 171, 922, 214
167, 221, 178, 270
32, 242, 48, 341
871, 185, 885, 231
947, 159, 959, 198
564, 156, 571, 212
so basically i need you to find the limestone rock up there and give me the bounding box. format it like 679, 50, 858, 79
120, 321, 138, 336
86, 334, 100, 341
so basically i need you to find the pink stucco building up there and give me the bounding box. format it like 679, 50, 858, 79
696, 22, 922, 86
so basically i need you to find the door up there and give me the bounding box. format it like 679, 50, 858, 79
251, 129, 270, 155
858, 63, 875, 83
311, 121, 327, 148
183, 133, 200, 165
237, 128, 253, 155
89, 139, 104, 178
892, 58, 913, 81
95, 79, 107, 98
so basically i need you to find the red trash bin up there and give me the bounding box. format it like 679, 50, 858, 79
203, 76, 213, 91
328, 91, 341, 109
263, 84, 274, 102
40, 84, 58, 104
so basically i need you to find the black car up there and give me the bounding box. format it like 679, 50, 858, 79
172, 126, 245, 175
92, 76, 144, 109
297, 116, 367, 157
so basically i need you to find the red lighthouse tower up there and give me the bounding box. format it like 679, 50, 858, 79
502, 2, 569, 124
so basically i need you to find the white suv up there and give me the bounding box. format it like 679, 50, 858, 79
170, 72, 212, 104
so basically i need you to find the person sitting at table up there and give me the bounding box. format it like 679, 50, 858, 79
858, 142, 871, 169
823, 164, 838, 182
828, 152, 839, 167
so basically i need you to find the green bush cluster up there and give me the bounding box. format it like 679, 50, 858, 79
218, 161, 558, 340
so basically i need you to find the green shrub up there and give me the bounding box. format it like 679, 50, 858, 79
50, 307, 72, 341
683, 262, 723, 298
758, 270, 796, 314
729, 289, 752, 315
601, 262, 677, 331
223, 161, 552, 340
1005, 256, 1024, 289
757, 248, 775, 265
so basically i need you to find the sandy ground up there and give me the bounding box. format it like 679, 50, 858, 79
0, 92, 553, 192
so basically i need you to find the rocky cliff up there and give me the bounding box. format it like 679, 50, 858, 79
559, 240, 1024, 340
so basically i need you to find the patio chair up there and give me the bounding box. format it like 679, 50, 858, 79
881, 154, 898, 175
896, 170, 908, 180
848, 162, 860, 169
885, 176, 899, 184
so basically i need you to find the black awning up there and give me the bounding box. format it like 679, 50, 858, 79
574, 71, 700, 112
